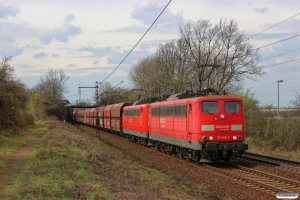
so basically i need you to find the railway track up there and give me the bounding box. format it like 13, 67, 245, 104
205, 163, 300, 194
80, 125, 300, 197
243, 152, 300, 171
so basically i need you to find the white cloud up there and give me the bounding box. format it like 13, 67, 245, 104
32, 52, 47, 59
108, 1, 185, 34
39, 14, 82, 44
0, 41, 22, 57
66, 64, 76, 68
255, 7, 269, 13
77, 46, 113, 57
131, 1, 184, 26
0, 4, 19, 19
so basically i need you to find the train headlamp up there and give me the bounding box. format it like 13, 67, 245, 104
220, 114, 225, 119
233, 136, 237, 140
209, 136, 213, 140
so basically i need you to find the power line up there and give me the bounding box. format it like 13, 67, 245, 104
256, 87, 298, 97
257, 33, 300, 49
252, 79, 300, 90
260, 47, 300, 61
247, 77, 300, 90
80, 88, 94, 92
262, 57, 300, 68
273, 64, 300, 72
248, 12, 300, 39
99, 0, 172, 83
256, 80, 300, 92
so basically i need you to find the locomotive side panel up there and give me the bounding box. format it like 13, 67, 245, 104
149, 100, 197, 149
123, 104, 150, 138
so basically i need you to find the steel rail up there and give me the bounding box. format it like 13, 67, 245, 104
208, 163, 300, 194
243, 152, 300, 171
202, 164, 291, 194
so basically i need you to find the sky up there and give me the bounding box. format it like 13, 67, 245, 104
1, 0, 300, 107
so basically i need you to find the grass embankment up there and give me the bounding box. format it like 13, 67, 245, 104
0, 122, 47, 174
246, 136, 300, 162
0, 118, 205, 200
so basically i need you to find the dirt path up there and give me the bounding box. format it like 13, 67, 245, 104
0, 135, 40, 190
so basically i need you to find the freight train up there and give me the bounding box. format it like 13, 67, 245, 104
73, 91, 248, 162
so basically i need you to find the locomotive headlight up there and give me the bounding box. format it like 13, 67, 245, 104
220, 114, 225, 119
203, 136, 208, 140
233, 136, 237, 140
238, 136, 242, 140
209, 136, 213, 140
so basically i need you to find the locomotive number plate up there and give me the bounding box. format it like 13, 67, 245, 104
217, 136, 229, 140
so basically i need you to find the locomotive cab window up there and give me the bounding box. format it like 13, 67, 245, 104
202, 102, 219, 114
225, 102, 240, 113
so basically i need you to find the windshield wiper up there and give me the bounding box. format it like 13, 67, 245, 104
205, 109, 213, 115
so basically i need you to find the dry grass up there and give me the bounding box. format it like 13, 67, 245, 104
245, 108, 300, 161
246, 136, 300, 162
0, 118, 206, 200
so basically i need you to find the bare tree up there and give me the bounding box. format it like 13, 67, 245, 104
129, 19, 263, 96
290, 91, 300, 108
76, 98, 92, 106
36, 69, 69, 102
154, 39, 194, 93
97, 82, 133, 106
179, 18, 264, 92
129, 40, 194, 97
129, 56, 159, 97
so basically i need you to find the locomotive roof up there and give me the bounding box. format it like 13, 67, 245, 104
151, 95, 242, 105
124, 103, 150, 109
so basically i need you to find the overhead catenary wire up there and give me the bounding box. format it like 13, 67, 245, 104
273, 64, 300, 72
248, 77, 300, 90
253, 79, 300, 92
99, 0, 172, 84
261, 57, 300, 68
98, 81, 124, 97
248, 12, 300, 39
257, 33, 300, 50
244, 13, 300, 105
247, 78, 299, 90
260, 47, 300, 61
256, 87, 299, 97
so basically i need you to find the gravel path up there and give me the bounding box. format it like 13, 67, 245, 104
0, 140, 35, 189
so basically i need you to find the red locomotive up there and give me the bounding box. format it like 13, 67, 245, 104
73, 92, 248, 162
123, 103, 150, 145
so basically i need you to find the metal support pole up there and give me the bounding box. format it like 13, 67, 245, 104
95, 81, 98, 104
277, 80, 283, 118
